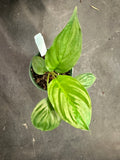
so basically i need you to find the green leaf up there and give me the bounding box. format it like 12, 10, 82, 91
48, 75, 91, 130
45, 7, 82, 73
32, 56, 48, 75
75, 73, 96, 89
31, 98, 61, 131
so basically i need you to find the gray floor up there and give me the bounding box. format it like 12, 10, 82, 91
0, 0, 120, 160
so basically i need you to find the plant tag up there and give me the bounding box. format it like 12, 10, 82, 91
34, 33, 47, 56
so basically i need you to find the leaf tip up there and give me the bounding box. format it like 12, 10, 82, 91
72, 6, 78, 16
74, 6, 78, 13
94, 75, 96, 81
92, 74, 96, 84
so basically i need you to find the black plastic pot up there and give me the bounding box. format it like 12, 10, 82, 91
29, 52, 73, 91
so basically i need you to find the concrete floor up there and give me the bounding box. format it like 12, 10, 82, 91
0, 0, 120, 160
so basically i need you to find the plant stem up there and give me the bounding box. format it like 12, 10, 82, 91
47, 71, 58, 89
53, 72, 58, 76
51, 71, 58, 78
47, 73, 50, 87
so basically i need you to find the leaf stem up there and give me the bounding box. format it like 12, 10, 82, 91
51, 72, 58, 78
47, 71, 58, 89
53, 72, 58, 76
51, 73, 56, 79
47, 73, 50, 87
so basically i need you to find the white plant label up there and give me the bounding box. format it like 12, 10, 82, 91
34, 33, 47, 56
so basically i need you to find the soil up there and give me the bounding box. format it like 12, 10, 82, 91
31, 56, 71, 90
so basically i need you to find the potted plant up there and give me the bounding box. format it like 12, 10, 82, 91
29, 7, 96, 131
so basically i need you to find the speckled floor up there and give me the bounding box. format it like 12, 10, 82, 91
0, 0, 120, 160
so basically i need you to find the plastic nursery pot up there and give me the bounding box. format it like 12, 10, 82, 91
29, 52, 73, 91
